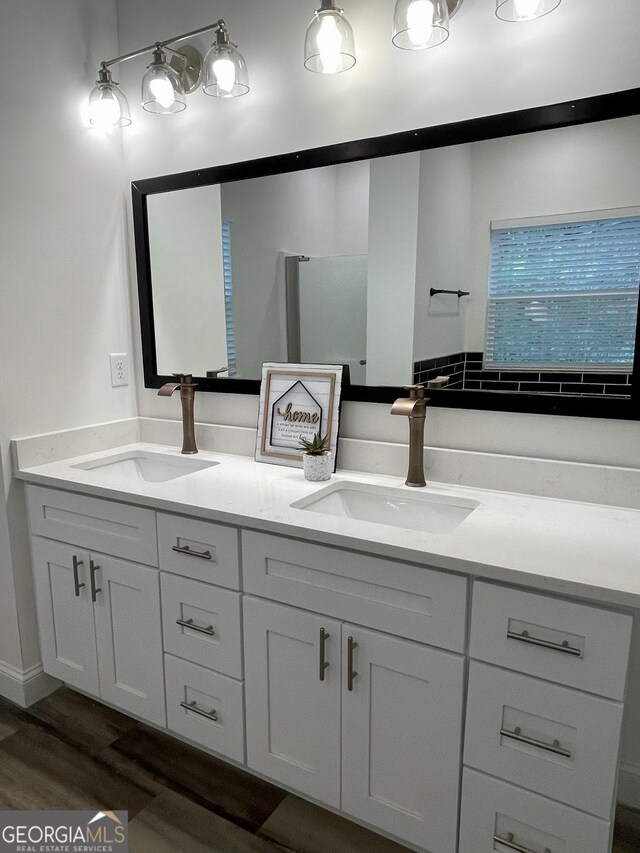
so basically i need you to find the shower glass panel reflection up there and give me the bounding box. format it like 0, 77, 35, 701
286, 254, 368, 385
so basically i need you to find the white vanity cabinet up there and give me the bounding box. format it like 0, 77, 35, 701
242, 533, 467, 853
23, 482, 635, 853
460, 581, 633, 853
28, 488, 165, 726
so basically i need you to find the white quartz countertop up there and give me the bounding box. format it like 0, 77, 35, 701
15, 442, 640, 610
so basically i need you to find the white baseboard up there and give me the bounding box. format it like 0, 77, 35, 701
0, 659, 60, 707
619, 760, 640, 810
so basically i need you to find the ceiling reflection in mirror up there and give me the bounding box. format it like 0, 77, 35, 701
144, 113, 640, 399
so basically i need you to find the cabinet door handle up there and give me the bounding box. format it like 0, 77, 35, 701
319, 627, 330, 681
180, 700, 218, 722
347, 636, 358, 691
507, 629, 582, 658
176, 618, 215, 637
500, 726, 572, 758
493, 832, 551, 853
72, 555, 85, 597
172, 544, 212, 561
89, 560, 102, 603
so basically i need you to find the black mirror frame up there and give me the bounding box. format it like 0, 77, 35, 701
132, 87, 640, 421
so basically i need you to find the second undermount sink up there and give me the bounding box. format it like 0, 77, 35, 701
72, 450, 219, 483
291, 481, 479, 534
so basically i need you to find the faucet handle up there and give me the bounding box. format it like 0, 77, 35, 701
172, 373, 197, 387
403, 384, 426, 399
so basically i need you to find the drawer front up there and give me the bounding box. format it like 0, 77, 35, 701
459, 768, 611, 853
157, 513, 240, 589
164, 654, 245, 764
470, 582, 632, 700
161, 573, 242, 678
464, 662, 623, 819
27, 485, 157, 566
242, 531, 467, 652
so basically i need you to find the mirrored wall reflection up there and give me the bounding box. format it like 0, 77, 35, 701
146, 114, 640, 397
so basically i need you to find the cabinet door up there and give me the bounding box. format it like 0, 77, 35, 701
31, 539, 99, 695
244, 597, 341, 806
93, 555, 166, 726
342, 625, 464, 853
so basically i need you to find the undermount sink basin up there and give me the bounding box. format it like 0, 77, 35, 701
72, 451, 219, 483
291, 482, 479, 534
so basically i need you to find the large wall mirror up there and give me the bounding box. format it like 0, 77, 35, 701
133, 89, 640, 419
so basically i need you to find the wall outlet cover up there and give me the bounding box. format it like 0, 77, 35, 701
109, 353, 129, 387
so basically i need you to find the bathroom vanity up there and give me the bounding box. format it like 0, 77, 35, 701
15, 438, 639, 853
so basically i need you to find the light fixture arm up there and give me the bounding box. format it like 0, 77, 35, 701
99, 20, 227, 71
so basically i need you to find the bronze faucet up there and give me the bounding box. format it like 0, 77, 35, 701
158, 374, 198, 454
390, 385, 429, 487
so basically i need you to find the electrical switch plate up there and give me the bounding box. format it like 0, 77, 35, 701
109, 353, 129, 387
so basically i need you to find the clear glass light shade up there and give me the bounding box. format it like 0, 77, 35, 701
202, 43, 249, 98
141, 61, 186, 113
88, 81, 131, 130
304, 8, 356, 74
392, 0, 450, 50
496, 0, 562, 21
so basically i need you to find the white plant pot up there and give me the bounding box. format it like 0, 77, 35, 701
303, 452, 332, 482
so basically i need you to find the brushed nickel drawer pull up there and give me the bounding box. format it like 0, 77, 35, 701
180, 700, 218, 722
176, 618, 215, 637
493, 832, 551, 853
72, 555, 85, 597
347, 636, 358, 692
89, 560, 102, 603
507, 629, 582, 658
500, 726, 572, 758
319, 627, 330, 681
172, 544, 212, 560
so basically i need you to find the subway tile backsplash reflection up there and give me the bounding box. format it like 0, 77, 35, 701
413, 352, 632, 397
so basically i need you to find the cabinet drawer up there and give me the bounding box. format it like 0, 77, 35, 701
157, 513, 240, 589
464, 662, 623, 819
161, 573, 242, 678
470, 582, 632, 700
242, 531, 467, 652
459, 769, 611, 853
164, 654, 244, 764
27, 485, 157, 566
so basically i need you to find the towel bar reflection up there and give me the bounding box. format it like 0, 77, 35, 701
429, 288, 470, 298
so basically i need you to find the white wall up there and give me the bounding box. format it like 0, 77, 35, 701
367, 153, 421, 385
0, 1, 135, 689
414, 145, 473, 362
148, 185, 228, 376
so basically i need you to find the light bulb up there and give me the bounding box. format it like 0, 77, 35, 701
212, 57, 236, 93
90, 91, 121, 130
149, 75, 175, 109
514, 0, 543, 18
317, 14, 344, 74
406, 0, 435, 47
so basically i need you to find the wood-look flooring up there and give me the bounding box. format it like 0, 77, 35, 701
0, 688, 637, 852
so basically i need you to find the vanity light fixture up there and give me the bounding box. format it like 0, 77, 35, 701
392, 0, 451, 50
496, 0, 562, 21
87, 20, 249, 129
202, 21, 250, 97
141, 45, 187, 114
304, 0, 356, 74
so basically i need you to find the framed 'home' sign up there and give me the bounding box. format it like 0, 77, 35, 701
255, 363, 344, 469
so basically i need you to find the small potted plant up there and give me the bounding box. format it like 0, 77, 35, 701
299, 432, 332, 482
